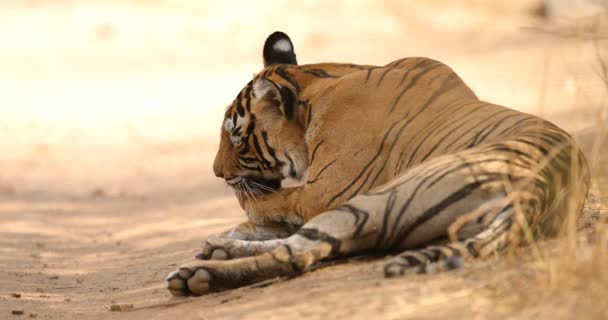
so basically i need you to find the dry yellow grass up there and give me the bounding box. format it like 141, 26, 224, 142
508, 24, 608, 318
0, 1, 607, 319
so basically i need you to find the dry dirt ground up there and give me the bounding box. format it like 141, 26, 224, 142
1, 1, 608, 319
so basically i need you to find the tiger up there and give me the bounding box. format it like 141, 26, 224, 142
166, 31, 590, 296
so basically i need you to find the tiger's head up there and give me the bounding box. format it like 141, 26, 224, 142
213, 32, 308, 208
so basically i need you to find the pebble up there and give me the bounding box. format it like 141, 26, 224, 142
109, 303, 134, 312
11, 293, 22, 298
90, 188, 106, 198
11, 309, 24, 315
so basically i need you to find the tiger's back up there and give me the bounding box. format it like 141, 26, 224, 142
289, 56, 586, 226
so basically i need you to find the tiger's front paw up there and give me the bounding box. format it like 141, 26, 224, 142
195, 237, 234, 260
166, 265, 213, 297
196, 237, 280, 260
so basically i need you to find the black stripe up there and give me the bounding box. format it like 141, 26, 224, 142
306, 159, 337, 184
399, 255, 421, 267
231, 112, 238, 127
340, 63, 369, 70
365, 67, 381, 83
396, 59, 431, 87
511, 137, 550, 156
425, 158, 528, 189
381, 165, 511, 247
386, 74, 463, 172
244, 84, 253, 111
261, 130, 282, 166
414, 110, 514, 165
245, 115, 256, 136
309, 139, 325, 165
240, 133, 251, 154
466, 242, 480, 258
282, 244, 303, 272
376, 190, 398, 248
236, 105, 245, 117
279, 85, 297, 118
393, 100, 480, 174
284, 152, 296, 177
240, 163, 262, 172
484, 144, 536, 161
385, 58, 409, 68
231, 126, 242, 137
346, 163, 378, 200
334, 204, 370, 238
296, 228, 341, 256
390, 62, 444, 113
497, 116, 535, 136
275, 66, 301, 93
252, 134, 272, 169
306, 102, 313, 128
376, 67, 394, 86
302, 68, 339, 78
396, 101, 487, 172
327, 121, 400, 206
393, 177, 507, 248
366, 115, 414, 189
238, 155, 258, 163
471, 113, 522, 145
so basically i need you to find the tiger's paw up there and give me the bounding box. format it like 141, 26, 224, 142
383, 260, 422, 277
166, 265, 213, 297
195, 237, 244, 260
383, 254, 464, 278
196, 237, 282, 260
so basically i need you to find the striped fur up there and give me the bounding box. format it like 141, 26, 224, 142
167, 32, 589, 296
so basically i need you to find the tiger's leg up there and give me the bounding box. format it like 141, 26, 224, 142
381, 140, 588, 276
216, 221, 294, 240
196, 221, 294, 260
383, 199, 517, 277
167, 150, 521, 296
167, 141, 581, 296
166, 193, 388, 296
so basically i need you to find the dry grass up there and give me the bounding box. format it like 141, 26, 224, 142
505, 13, 608, 318
0, 1, 607, 319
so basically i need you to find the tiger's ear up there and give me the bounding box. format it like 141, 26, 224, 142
263, 31, 298, 67
252, 78, 297, 118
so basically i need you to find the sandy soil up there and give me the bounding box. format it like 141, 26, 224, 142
1, 1, 607, 319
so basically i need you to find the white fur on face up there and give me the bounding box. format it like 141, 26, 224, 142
231, 136, 242, 146
273, 39, 292, 52
281, 169, 308, 188
252, 78, 276, 100
224, 117, 244, 146
224, 118, 234, 131
279, 149, 309, 188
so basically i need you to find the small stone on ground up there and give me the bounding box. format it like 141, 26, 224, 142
109, 303, 134, 312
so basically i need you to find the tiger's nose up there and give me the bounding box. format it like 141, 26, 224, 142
214, 168, 224, 178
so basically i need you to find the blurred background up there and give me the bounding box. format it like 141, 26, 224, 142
1, 1, 607, 318
0, 0, 605, 198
